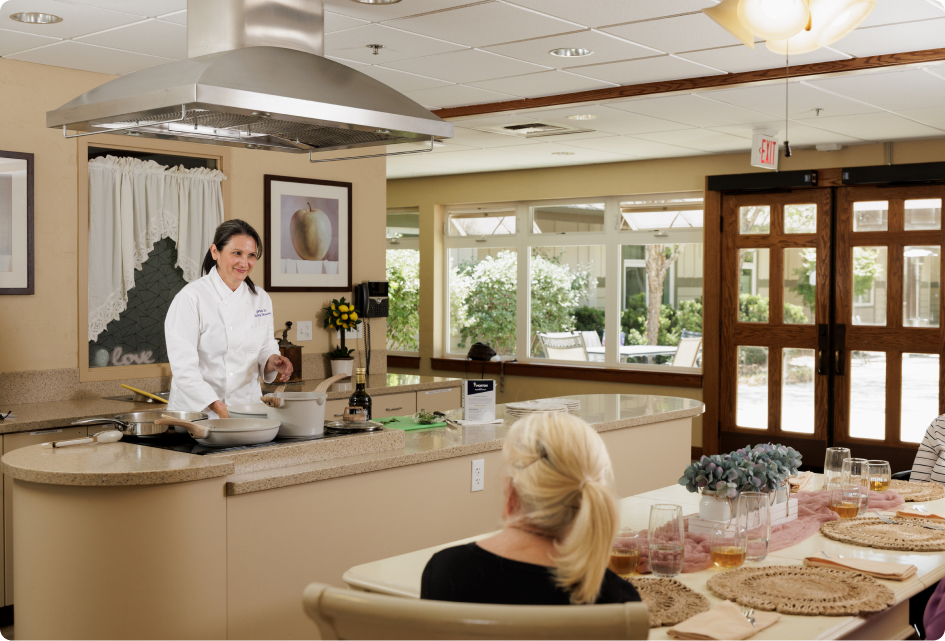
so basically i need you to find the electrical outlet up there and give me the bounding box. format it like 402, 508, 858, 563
471, 459, 484, 492
296, 321, 312, 341
336, 326, 362, 340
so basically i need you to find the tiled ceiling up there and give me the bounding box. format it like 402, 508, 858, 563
0, 0, 943, 178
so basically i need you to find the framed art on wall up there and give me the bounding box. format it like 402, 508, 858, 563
0, 150, 34, 295
264, 174, 353, 292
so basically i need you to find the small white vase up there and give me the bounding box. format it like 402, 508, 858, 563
699, 492, 732, 521
330, 358, 354, 377
773, 485, 789, 505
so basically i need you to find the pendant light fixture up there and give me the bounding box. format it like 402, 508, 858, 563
704, 0, 875, 52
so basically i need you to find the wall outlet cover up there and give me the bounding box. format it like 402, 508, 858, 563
296, 321, 312, 341
336, 327, 362, 340
471, 458, 484, 492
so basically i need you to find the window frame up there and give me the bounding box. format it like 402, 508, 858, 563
386, 208, 421, 356
442, 192, 704, 374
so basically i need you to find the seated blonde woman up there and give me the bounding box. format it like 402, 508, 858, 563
421, 412, 641, 605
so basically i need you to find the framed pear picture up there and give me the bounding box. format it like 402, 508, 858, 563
263, 175, 353, 292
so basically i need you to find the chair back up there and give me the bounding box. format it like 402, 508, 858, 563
303, 583, 650, 640
581, 330, 603, 349
672, 337, 702, 367
538, 333, 588, 361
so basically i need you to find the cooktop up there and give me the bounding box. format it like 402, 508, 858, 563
120, 430, 347, 456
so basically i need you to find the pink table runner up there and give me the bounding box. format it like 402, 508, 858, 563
637, 490, 905, 574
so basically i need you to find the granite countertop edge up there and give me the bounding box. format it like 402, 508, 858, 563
2, 458, 236, 487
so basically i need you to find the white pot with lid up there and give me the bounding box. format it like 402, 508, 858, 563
266, 392, 328, 437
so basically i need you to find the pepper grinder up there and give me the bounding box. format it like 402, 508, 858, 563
277, 321, 303, 382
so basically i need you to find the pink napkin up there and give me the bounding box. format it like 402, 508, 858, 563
667, 601, 780, 640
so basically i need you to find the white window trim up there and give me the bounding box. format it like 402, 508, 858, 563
442, 193, 704, 374
386, 208, 421, 354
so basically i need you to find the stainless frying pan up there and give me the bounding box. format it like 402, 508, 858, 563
72, 411, 208, 437
154, 416, 281, 447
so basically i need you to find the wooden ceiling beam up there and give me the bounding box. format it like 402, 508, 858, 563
432, 47, 945, 120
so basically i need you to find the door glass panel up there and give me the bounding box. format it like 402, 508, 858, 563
901, 353, 939, 443
852, 247, 886, 326
739, 206, 770, 234
903, 246, 941, 328
849, 351, 886, 440
853, 201, 888, 232
737, 346, 768, 429
905, 199, 942, 231
739, 249, 770, 322
784, 248, 815, 324
782, 348, 815, 434
784, 204, 816, 234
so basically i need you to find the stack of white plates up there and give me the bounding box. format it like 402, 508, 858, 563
505, 401, 569, 417
538, 397, 581, 412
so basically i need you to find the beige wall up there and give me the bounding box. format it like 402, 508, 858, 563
0, 58, 386, 375
388, 136, 945, 447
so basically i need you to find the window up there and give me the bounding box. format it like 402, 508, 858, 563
443, 193, 704, 371
386, 209, 420, 354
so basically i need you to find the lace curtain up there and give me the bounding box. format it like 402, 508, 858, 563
88, 156, 226, 342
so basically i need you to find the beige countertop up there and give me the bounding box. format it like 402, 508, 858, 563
2, 394, 703, 492
0, 374, 461, 434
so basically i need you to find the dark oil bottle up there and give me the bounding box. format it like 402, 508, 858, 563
348, 368, 372, 420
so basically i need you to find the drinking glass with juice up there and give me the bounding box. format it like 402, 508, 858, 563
829, 483, 863, 519
710, 523, 747, 569
608, 527, 640, 577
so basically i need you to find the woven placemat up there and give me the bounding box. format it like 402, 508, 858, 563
821, 515, 945, 551
626, 577, 710, 628
707, 566, 894, 616
889, 479, 945, 502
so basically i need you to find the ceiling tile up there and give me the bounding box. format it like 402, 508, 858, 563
601, 13, 743, 54
703, 81, 881, 119
499, 140, 632, 162
76, 19, 187, 60
357, 66, 453, 92
515, 104, 694, 135
1, 0, 142, 39
323, 0, 476, 23
709, 121, 868, 146
807, 69, 945, 113
63, 0, 186, 15
324, 24, 465, 64
446, 127, 549, 149
483, 30, 657, 69
561, 135, 708, 158
327, 56, 369, 68
5, 40, 174, 75
0, 27, 59, 56
157, 10, 186, 26
468, 70, 615, 98
402, 84, 519, 109
795, 112, 945, 141
325, 11, 368, 33
679, 43, 848, 74
610, 94, 772, 127
503, 0, 720, 29
859, 0, 945, 27
386, 140, 481, 154
381, 48, 548, 84
390, 3, 581, 48
569, 55, 721, 84
831, 18, 945, 57
632, 128, 750, 152
898, 107, 945, 130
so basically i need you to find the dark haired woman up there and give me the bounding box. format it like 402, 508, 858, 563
165, 219, 293, 418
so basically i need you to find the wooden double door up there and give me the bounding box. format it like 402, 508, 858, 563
719, 185, 945, 470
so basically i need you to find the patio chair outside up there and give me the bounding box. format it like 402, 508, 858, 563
581, 331, 604, 362
672, 337, 702, 368
538, 333, 588, 362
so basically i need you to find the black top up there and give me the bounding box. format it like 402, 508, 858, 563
420, 542, 642, 605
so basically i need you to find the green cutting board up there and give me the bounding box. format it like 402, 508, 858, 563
377, 415, 448, 431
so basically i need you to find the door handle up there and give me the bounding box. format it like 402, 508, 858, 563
833, 324, 846, 376
817, 324, 829, 375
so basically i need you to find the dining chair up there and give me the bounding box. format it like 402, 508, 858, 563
580, 331, 605, 362
672, 336, 703, 368
302, 583, 650, 640
538, 332, 588, 362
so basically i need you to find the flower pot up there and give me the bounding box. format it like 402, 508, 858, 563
330, 358, 354, 377
699, 491, 733, 522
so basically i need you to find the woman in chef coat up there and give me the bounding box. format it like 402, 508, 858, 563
165, 219, 293, 418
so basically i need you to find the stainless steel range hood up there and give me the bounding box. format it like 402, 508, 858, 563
46, 0, 452, 156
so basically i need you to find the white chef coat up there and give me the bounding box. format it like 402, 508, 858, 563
165, 267, 281, 412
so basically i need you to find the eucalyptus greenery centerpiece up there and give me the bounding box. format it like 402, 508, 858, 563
322, 296, 363, 376
680, 444, 803, 503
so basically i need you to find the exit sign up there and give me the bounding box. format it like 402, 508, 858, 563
751, 134, 779, 170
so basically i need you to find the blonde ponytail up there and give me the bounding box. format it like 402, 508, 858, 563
503, 412, 618, 604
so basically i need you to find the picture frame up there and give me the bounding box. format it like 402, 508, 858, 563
264, 174, 353, 293
0, 150, 34, 295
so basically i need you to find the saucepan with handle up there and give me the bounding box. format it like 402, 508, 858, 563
262, 373, 350, 438
72, 410, 209, 437
154, 415, 281, 447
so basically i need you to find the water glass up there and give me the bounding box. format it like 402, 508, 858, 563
868, 460, 892, 492
648, 504, 684, 578
829, 482, 864, 519
609, 527, 640, 577
842, 457, 871, 515
824, 447, 852, 489
737, 491, 771, 562
710, 522, 747, 569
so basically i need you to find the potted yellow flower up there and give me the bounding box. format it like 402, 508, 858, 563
322, 296, 363, 376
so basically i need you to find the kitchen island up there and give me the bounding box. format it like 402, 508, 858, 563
3, 393, 702, 639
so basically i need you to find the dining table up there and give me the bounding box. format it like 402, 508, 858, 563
585, 345, 680, 364
343, 475, 945, 640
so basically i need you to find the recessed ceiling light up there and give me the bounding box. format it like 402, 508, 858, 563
550, 48, 592, 57
11, 12, 63, 24
567, 114, 597, 120
552, 151, 575, 156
